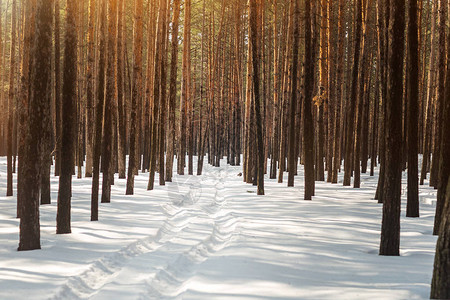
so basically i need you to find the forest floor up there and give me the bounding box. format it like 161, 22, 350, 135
0, 156, 439, 300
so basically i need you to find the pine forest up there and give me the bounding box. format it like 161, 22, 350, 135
0, 0, 449, 298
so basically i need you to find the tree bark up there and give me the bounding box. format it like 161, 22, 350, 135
379, 0, 404, 256
165, 0, 181, 182
343, 0, 363, 187
101, 0, 118, 204
6, 0, 17, 197
126, 0, 144, 195
57, 0, 78, 234
303, 0, 315, 200
85, 0, 96, 178
430, 178, 450, 299
91, 0, 106, 220
18, 0, 52, 251
249, 0, 265, 195
406, 0, 419, 218
287, 0, 300, 187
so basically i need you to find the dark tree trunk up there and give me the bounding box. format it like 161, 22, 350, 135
353, 0, 370, 189
85, 0, 96, 178
332, 0, 345, 184
375, 0, 390, 203
287, 0, 300, 187
165, 0, 181, 182
430, 178, 450, 299
40, 0, 54, 206
343, 0, 363, 187
116, 0, 126, 179
178, 0, 191, 176
430, 0, 446, 189
148, 0, 168, 190
379, 0, 405, 256
17, 0, 36, 220
126, 0, 143, 195
101, 0, 118, 204
91, 0, 106, 220
19, 0, 52, 250
57, 0, 78, 234
406, 0, 419, 218
434, 18, 450, 235
303, 0, 315, 200
54, 0, 62, 177
158, 0, 169, 185
249, 0, 265, 195
6, 0, 17, 197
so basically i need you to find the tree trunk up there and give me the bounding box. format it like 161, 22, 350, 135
430, 0, 446, 188
85, 0, 96, 178
54, 0, 62, 177
343, 0, 363, 187
178, 0, 192, 176
430, 178, 450, 299
379, 0, 404, 256
165, 0, 181, 182
116, 0, 126, 179
91, 0, 106, 220
420, 0, 437, 186
6, 0, 17, 197
57, 0, 78, 234
287, 0, 300, 187
406, 0, 419, 218
19, 0, 52, 251
101, 0, 118, 204
126, 0, 144, 195
148, 0, 168, 190
332, 0, 345, 184
303, 0, 315, 200
434, 16, 450, 235
249, 0, 265, 195
17, 0, 36, 219
158, 0, 169, 184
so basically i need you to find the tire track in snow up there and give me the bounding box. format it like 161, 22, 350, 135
138, 165, 241, 300
49, 177, 202, 300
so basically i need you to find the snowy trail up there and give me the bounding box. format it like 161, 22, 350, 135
49, 164, 240, 300
0, 157, 440, 299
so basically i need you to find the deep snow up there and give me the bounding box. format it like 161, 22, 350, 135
0, 157, 439, 299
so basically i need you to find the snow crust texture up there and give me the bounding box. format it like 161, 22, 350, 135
0, 157, 438, 299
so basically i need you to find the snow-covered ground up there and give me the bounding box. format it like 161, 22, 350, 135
0, 156, 439, 299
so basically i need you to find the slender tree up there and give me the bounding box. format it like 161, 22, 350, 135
178, 0, 192, 176
332, 0, 345, 184
287, 0, 300, 187
379, 0, 405, 256
157, 0, 169, 185
57, 0, 78, 234
429, 0, 446, 189
148, 0, 168, 190
85, 0, 96, 178
126, 0, 144, 195
303, 0, 315, 200
116, 0, 126, 179
430, 178, 450, 299
406, 0, 419, 218
101, 0, 118, 204
249, 0, 264, 195
343, 0, 363, 187
6, 0, 17, 197
19, 0, 52, 250
434, 13, 450, 236
91, 0, 106, 220
54, 0, 62, 177
165, 0, 181, 182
